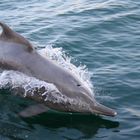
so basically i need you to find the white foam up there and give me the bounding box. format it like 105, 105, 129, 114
0, 45, 94, 99
38, 45, 93, 91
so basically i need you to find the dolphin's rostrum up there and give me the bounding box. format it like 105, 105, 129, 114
0, 22, 117, 117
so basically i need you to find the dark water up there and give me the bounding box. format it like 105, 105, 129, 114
0, 0, 140, 140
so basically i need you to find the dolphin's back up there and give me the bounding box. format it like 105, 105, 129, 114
0, 21, 34, 72
0, 22, 81, 89
0, 40, 32, 74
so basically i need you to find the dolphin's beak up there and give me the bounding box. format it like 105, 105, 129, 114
92, 102, 117, 117
81, 88, 117, 117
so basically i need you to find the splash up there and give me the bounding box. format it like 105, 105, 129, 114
0, 70, 92, 112
0, 45, 94, 99
38, 45, 93, 91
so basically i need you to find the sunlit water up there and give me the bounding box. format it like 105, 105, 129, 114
0, 0, 140, 140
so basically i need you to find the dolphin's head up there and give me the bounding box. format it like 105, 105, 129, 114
54, 73, 117, 117
77, 84, 117, 117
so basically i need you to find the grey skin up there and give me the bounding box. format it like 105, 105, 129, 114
0, 22, 117, 117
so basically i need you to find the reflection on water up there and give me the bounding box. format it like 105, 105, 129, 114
0, 95, 119, 140
0, 91, 119, 140
0, 90, 119, 140
23, 113, 119, 139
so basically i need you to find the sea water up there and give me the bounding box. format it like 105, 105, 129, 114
0, 0, 140, 140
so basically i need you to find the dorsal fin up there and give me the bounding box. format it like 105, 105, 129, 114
0, 22, 33, 52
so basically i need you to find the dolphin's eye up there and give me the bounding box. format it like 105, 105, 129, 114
77, 84, 81, 87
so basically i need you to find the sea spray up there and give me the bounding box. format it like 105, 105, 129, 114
38, 45, 93, 93
0, 45, 94, 111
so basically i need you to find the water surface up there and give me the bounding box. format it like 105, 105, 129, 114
0, 0, 140, 140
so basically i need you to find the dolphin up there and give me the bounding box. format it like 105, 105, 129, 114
0, 22, 117, 117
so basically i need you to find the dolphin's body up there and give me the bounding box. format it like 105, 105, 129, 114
0, 22, 117, 117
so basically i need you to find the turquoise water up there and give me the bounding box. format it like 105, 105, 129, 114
0, 0, 140, 140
